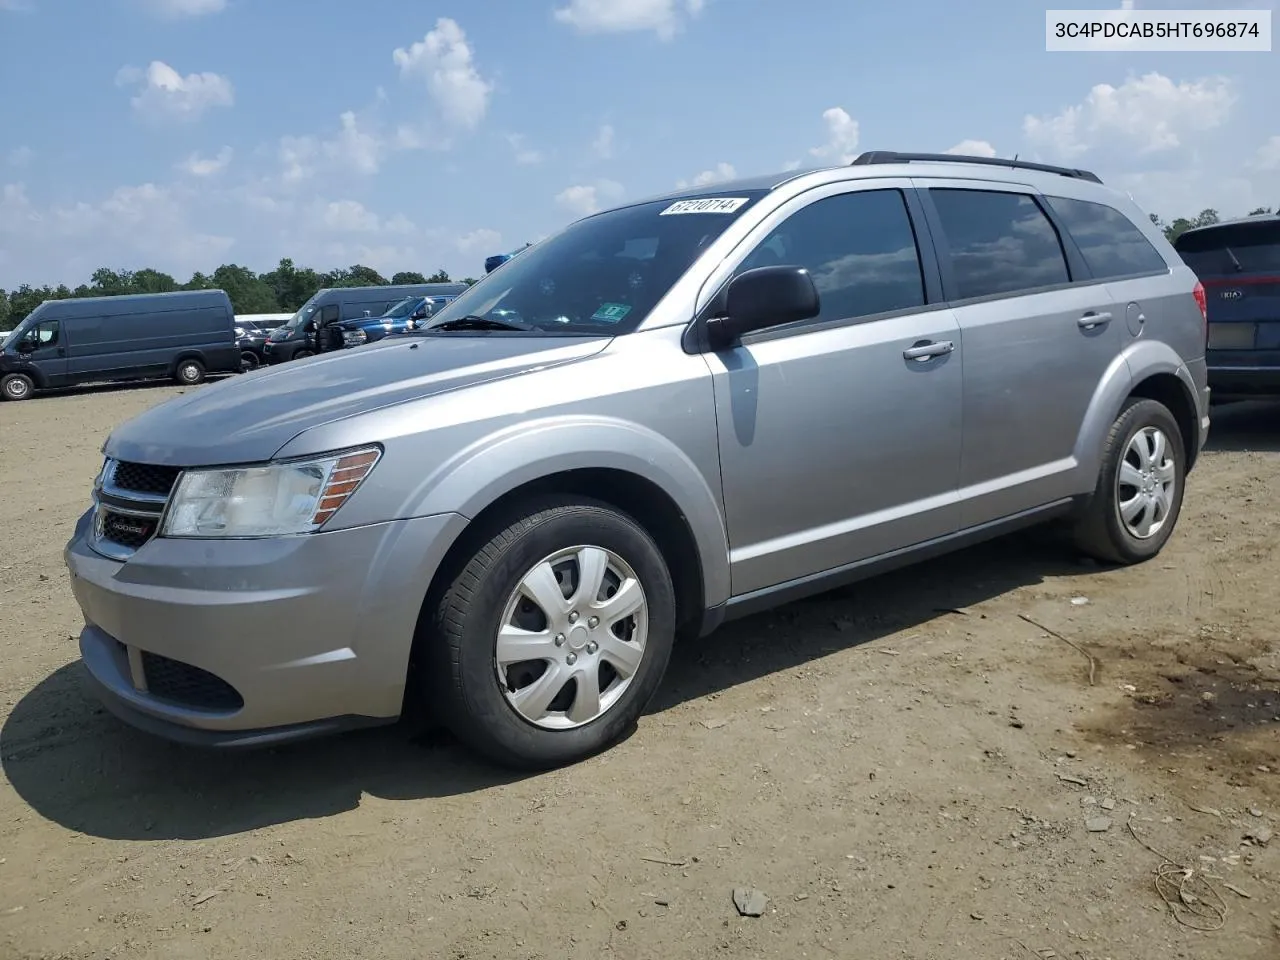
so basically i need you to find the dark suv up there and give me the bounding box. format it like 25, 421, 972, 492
1175, 214, 1280, 399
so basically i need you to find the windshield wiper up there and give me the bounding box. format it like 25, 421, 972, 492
1225, 246, 1244, 272
426, 315, 530, 332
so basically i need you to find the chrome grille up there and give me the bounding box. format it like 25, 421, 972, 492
89, 458, 180, 561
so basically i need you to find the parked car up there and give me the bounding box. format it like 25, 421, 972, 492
2, 289, 238, 401
328, 295, 460, 351
262, 283, 468, 363
234, 314, 292, 371
1173, 213, 1280, 399
65, 151, 1209, 770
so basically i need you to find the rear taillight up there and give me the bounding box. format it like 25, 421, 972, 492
1192, 280, 1207, 340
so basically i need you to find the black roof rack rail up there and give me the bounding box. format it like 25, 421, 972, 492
850, 151, 1103, 184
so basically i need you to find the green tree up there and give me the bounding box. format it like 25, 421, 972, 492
131, 268, 179, 294
261, 258, 323, 310
426, 269, 451, 283
460, 277, 478, 286
346, 264, 388, 287
1249, 206, 1274, 216
0, 289, 10, 331
391, 271, 428, 284
211, 264, 279, 313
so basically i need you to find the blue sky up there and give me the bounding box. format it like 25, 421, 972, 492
0, 0, 1277, 287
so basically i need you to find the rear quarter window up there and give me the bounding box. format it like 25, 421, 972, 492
1044, 196, 1169, 279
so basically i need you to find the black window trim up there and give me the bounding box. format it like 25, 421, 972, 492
919, 185, 1088, 308
1041, 193, 1173, 285
687, 183, 948, 353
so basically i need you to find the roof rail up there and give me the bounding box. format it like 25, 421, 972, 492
851, 151, 1103, 184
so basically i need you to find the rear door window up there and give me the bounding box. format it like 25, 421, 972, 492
1044, 196, 1169, 279
928, 189, 1071, 300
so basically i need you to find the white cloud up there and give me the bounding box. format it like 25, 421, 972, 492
142, 0, 226, 16
676, 161, 736, 188
554, 0, 704, 39
117, 60, 234, 122
555, 179, 625, 216
178, 146, 233, 177
319, 199, 381, 233
456, 227, 502, 253
329, 110, 382, 174
7, 146, 34, 167
592, 124, 615, 160
1023, 72, 1234, 161
505, 133, 543, 165
808, 107, 860, 165
273, 111, 384, 184
0, 181, 233, 284
945, 139, 997, 157
1251, 135, 1280, 172
393, 18, 493, 130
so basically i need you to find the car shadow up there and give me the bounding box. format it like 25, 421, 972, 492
1, 527, 1085, 842
25, 374, 238, 401
1203, 399, 1280, 453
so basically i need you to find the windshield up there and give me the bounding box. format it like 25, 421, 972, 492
380, 297, 421, 319
423, 192, 767, 335
1176, 220, 1280, 277
283, 302, 320, 331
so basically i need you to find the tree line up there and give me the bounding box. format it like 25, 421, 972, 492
0, 260, 478, 330
0, 210, 1274, 331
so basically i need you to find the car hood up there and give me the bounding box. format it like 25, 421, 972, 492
104, 334, 611, 467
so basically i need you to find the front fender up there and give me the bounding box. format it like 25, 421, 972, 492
1072, 338, 1199, 478
397, 415, 732, 608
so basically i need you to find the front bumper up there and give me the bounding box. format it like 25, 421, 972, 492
64, 507, 467, 746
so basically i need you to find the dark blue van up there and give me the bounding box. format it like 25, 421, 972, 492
1175, 214, 1280, 399
0, 289, 238, 401
263, 283, 468, 363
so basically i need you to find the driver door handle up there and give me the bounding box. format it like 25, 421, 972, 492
1078, 311, 1112, 330
903, 339, 955, 362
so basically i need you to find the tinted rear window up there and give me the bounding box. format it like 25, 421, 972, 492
1176, 220, 1280, 276
1045, 196, 1169, 279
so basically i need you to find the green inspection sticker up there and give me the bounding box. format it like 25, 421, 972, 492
591, 302, 632, 323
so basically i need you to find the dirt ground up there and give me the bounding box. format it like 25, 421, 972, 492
1, 380, 1279, 960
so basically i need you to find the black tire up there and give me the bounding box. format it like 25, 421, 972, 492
174, 359, 205, 385
240, 351, 259, 372
294, 348, 314, 361
422, 496, 677, 770
1, 373, 34, 402
1072, 397, 1186, 565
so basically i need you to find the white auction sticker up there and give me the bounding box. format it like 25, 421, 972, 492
660, 197, 750, 215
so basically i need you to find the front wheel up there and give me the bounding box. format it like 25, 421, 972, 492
293, 348, 314, 361
1072, 397, 1186, 565
422, 498, 677, 769
240, 351, 259, 372
1, 373, 34, 401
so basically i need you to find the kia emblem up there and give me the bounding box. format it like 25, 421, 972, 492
1221, 289, 1243, 300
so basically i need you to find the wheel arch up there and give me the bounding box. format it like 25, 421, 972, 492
170, 351, 207, 376
1075, 340, 1203, 478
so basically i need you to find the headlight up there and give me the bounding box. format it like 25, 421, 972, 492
343, 330, 368, 345
234, 326, 247, 338
161, 447, 381, 538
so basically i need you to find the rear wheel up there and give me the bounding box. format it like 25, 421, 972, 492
1073, 397, 1186, 565
174, 359, 205, 385
422, 497, 677, 769
294, 348, 314, 361
1, 373, 34, 401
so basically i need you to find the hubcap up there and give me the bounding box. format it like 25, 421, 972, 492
1117, 425, 1177, 540
495, 545, 648, 730
5, 379, 27, 399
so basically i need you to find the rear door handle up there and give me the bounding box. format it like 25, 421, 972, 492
903, 340, 955, 362
1078, 312, 1112, 330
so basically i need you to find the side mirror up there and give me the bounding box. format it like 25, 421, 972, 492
706, 265, 820, 349
303, 320, 317, 333
16, 335, 36, 353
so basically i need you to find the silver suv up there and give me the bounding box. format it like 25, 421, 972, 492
64, 151, 1210, 769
